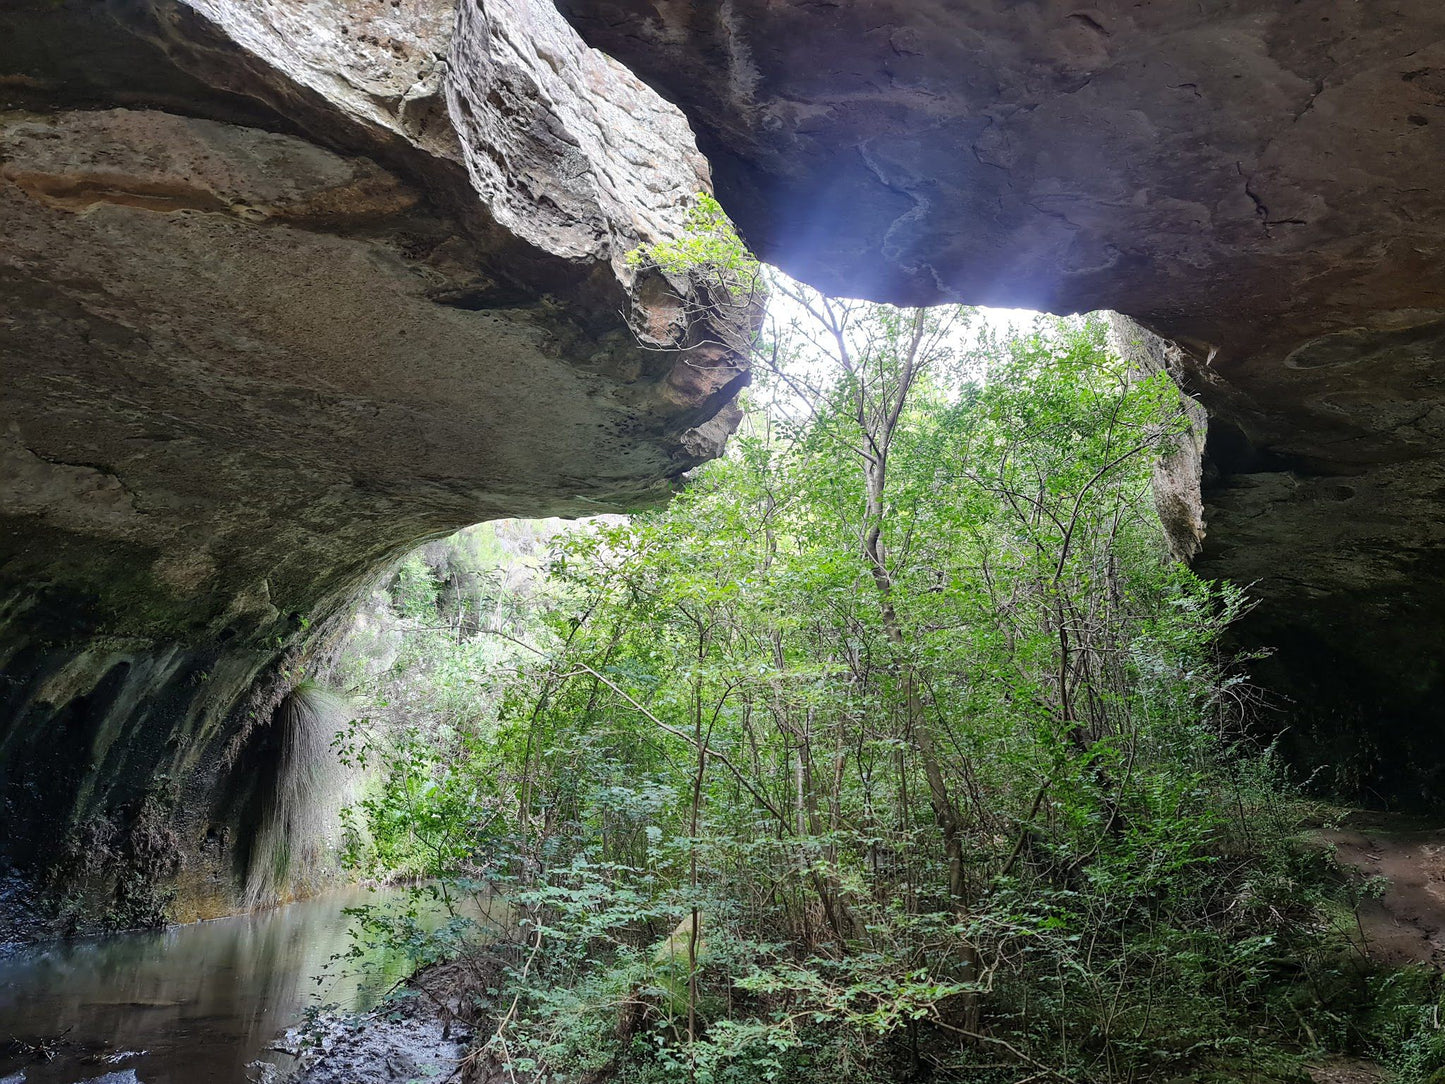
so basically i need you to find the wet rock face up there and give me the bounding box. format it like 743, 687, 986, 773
560, 1, 1445, 803
0, 0, 749, 935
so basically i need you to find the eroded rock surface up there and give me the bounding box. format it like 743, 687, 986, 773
559, 1, 1445, 802
0, 0, 749, 935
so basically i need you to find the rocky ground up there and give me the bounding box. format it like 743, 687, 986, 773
263, 1004, 468, 1084
259, 959, 499, 1084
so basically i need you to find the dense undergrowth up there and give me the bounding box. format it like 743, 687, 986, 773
307, 205, 1445, 1082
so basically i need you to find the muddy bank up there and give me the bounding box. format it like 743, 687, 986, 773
273, 958, 510, 1084
273, 998, 468, 1084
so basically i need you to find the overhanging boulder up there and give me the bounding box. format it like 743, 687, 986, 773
0, 0, 751, 935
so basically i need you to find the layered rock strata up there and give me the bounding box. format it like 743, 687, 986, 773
0, 0, 750, 936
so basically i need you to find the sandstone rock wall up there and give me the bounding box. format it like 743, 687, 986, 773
0, 0, 750, 936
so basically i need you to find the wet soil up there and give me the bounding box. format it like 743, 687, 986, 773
1299, 811, 1445, 1084
1307, 1057, 1389, 1084
1315, 812, 1445, 967
272, 997, 469, 1084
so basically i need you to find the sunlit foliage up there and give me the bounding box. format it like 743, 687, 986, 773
325, 291, 1375, 1081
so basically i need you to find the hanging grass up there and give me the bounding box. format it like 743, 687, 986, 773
243, 678, 354, 909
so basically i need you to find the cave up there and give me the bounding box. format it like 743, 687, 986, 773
556, 0, 1445, 807
0, 0, 751, 937
4, 0, 1445, 937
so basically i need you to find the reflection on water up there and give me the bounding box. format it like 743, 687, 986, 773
0, 886, 452, 1084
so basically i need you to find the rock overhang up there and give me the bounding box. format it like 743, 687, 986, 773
554, 0, 1445, 801
8, 0, 1445, 934
0, 0, 753, 645
0, 0, 754, 933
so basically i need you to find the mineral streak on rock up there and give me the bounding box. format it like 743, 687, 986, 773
0, 0, 750, 935
558, 1, 1445, 803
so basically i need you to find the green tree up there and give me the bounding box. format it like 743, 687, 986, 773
330, 286, 1340, 1083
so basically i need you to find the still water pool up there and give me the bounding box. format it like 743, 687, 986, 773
0, 886, 444, 1084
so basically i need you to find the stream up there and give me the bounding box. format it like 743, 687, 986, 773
0, 886, 449, 1084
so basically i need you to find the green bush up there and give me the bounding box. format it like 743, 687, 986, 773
329, 289, 1383, 1083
